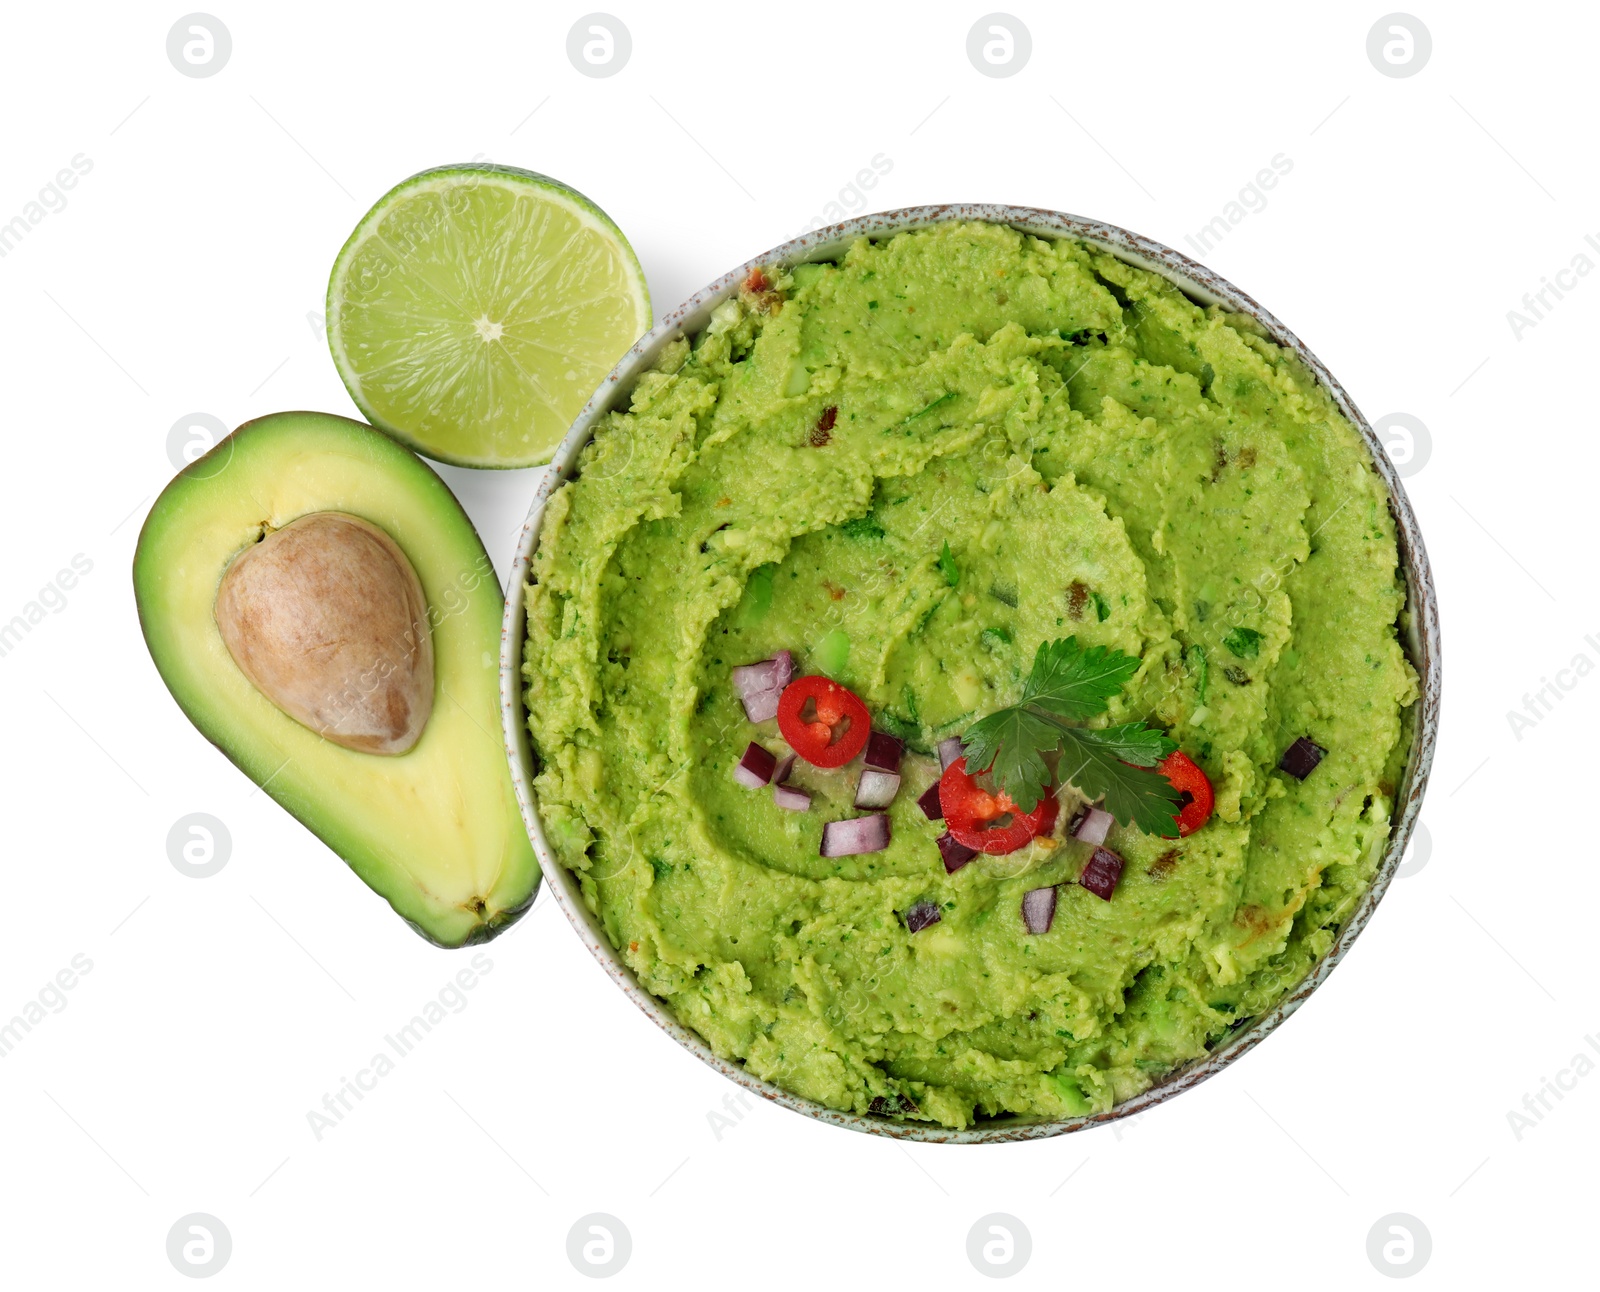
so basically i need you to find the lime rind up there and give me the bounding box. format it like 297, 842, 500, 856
327, 164, 651, 469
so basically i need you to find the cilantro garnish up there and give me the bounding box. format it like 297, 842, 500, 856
961, 637, 1183, 834
938, 540, 960, 587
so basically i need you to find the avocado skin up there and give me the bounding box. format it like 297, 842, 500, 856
134, 411, 539, 947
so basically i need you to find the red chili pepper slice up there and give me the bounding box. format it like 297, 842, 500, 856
1159, 750, 1214, 837
776, 676, 871, 768
938, 757, 1059, 855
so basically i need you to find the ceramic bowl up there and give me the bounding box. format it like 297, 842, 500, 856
498, 204, 1441, 1143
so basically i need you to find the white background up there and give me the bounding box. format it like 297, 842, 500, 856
1, 2, 1593, 1286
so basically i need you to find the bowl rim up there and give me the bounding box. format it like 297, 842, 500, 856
498, 203, 1441, 1144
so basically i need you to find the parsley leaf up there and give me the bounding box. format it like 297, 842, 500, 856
1055, 727, 1182, 836
938, 540, 960, 586
1061, 721, 1176, 766
1019, 637, 1140, 720
960, 706, 1060, 812
960, 636, 1185, 831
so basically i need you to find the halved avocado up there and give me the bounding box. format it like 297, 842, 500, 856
134, 411, 537, 946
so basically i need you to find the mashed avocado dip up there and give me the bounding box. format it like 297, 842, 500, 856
524, 222, 1418, 1129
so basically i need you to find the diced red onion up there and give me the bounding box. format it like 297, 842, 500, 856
864, 730, 903, 772
730, 650, 796, 723
917, 782, 944, 820
773, 752, 796, 785
903, 900, 942, 933
1278, 736, 1327, 781
1079, 846, 1125, 901
937, 832, 976, 873
733, 741, 778, 789
773, 784, 812, 812
855, 768, 902, 810
1021, 886, 1058, 934
1070, 806, 1113, 846
938, 736, 964, 770
820, 813, 891, 857
730, 664, 781, 723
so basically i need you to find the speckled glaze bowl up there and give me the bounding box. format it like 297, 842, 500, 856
499, 204, 1441, 1143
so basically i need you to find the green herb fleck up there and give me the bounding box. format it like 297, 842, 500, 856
1222, 626, 1263, 658
841, 515, 886, 540
938, 540, 960, 587
1093, 592, 1111, 622
899, 391, 955, 427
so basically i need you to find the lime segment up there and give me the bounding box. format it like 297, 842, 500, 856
328, 165, 651, 468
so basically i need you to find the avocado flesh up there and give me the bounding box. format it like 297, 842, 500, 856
134, 411, 538, 946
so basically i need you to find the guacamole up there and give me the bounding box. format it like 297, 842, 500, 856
524, 222, 1418, 1129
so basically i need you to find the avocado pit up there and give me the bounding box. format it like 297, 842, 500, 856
214, 510, 434, 754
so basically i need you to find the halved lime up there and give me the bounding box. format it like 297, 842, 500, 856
327, 164, 651, 469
